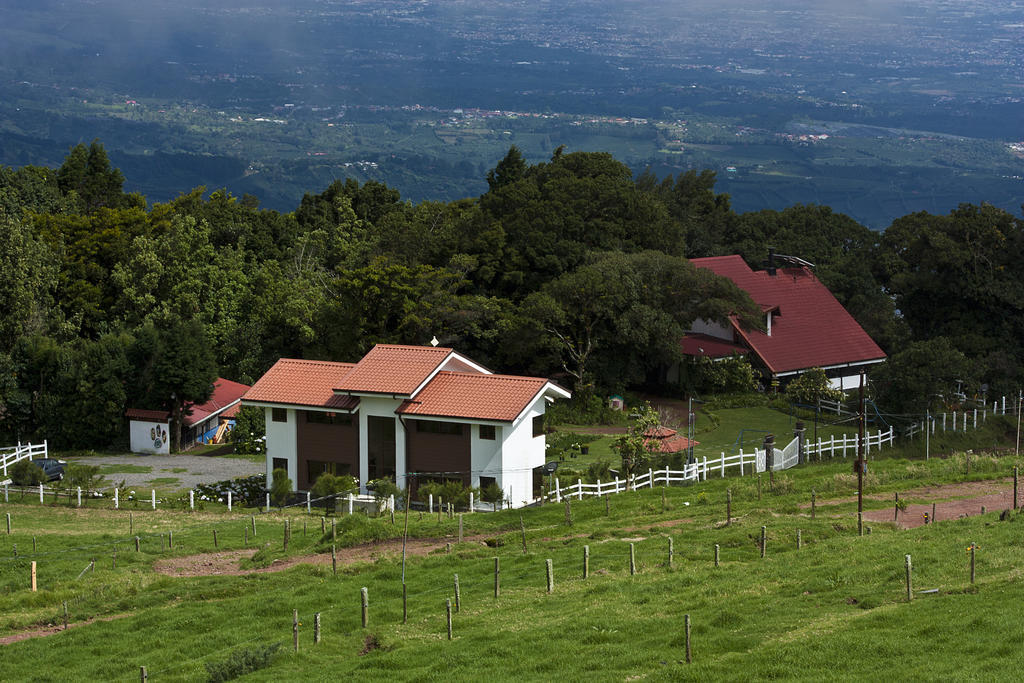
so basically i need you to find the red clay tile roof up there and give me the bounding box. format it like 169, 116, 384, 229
334, 344, 453, 396
691, 255, 886, 375
398, 372, 550, 422
243, 360, 359, 411
648, 434, 699, 453
126, 408, 170, 421
644, 426, 678, 439
184, 378, 251, 426
680, 333, 748, 359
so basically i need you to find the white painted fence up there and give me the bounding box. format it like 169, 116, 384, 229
544, 425, 897, 503
0, 441, 48, 479
903, 395, 1019, 439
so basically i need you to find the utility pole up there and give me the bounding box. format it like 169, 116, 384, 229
856, 372, 865, 536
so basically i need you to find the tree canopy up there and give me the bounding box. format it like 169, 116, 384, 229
0, 141, 1017, 447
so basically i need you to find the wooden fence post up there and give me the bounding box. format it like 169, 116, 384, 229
714, 544, 720, 568
546, 558, 554, 594
797, 529, 802, 550
1007, 466, 1015, 509
520, 515, 528, 554
331, 545, 337, 575
140, 666, 147, 682
5, 513, 10, 534
494, 557, 500, 598
213, 529, 218, 548
629, 543, 636, 575
314, 612, 321, 644
970, 543, 976, 584
361, 587, 369, 628
684, 614, 692, 664
134, 536, 140, 552
454, 574, 461, 613
583, 545, 590, 579
63, 601, 68, 630
811, 489, 816, 519
293, 609, 299, 652
446, 598, 453, 640
905, 554, 913, 601
760, 526, 767, 559
251, 515, 256, 537
667, 537, 674, 569
30, 561, 37, 592
894, 492, 899, 521
458, 513, 463, 543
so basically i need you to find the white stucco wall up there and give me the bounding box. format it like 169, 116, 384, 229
129, 420, 170, 455
499, 395, 548, 507
357, 396, 405, 491
690, 318, 733, 340
264, 407, 298, 490
470, 424, 503, 488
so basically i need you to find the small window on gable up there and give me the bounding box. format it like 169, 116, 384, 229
272, 408, 288, 423
479, 424, 496, 440
532, 415, 544, 438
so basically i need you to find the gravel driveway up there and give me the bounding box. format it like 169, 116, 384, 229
65, 454, 263, 491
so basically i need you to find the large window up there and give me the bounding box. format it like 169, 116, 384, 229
271, 408, 288, 423
532, 415, 544, 438
479, 424, 496, 440
415, 420, 463, 436
307, 460, 349, 484
305, 411, 352, 426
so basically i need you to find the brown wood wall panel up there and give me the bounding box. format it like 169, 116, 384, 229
405, 419, 471, 488
296, 413, 360, 489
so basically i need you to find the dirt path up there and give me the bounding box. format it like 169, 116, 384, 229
153, 535, 487, 577
809, 479, 1016, 529
0, 613, 132, 646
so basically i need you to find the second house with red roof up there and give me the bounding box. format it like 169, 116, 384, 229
242, 344, 570, 508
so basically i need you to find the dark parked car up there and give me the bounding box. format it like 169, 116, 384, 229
30, 458, 66, 482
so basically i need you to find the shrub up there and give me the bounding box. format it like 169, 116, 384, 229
480, 480, 504, 510
10, 460, 46, 486
230, 406, 266, 456
417, 479, 476, 508
205, 643, 280, 683
584, 461, 613, 484
312, 473, 359, 514
784, 368, 844, 406
270, 468, 292, 506
64, 463, 103, 490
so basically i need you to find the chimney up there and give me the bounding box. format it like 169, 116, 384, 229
767, 247, 777, 276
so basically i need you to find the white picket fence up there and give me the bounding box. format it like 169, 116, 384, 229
903, 396, 1018, 439
544, 425, 897, 503
807, 427, 895, 460
0, 441, 48, 479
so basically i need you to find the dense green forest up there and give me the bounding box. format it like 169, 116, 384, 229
1, 142, 1022, 449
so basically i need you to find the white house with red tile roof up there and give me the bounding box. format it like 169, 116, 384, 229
683, 254, 886, 390
242, 344, 571, 508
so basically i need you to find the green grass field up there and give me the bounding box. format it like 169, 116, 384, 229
2, 418, 1023, 680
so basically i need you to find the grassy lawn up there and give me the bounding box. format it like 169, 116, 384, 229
145, 477, 181, 486
1, 417, 1021, 679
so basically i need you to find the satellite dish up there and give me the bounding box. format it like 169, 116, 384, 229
430, 336, 439, 347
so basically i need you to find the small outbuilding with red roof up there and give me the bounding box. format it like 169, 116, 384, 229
126, 377, 251, 454
683, 252, 886, 390
242, 344, 570, 508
